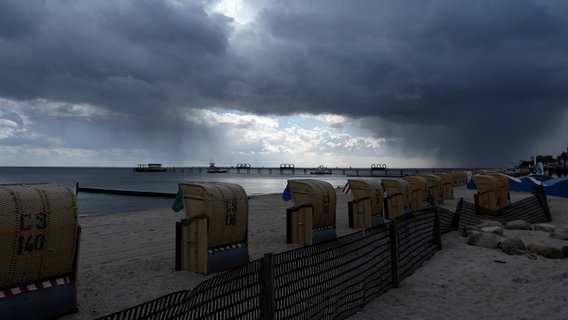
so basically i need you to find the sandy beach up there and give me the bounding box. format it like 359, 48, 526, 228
63, 186, 568, 319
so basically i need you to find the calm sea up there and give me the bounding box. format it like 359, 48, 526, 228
0, 167, 354, 216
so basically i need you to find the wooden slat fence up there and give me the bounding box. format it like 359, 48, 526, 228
272, 223, 392, 320
457, 186, 551, 230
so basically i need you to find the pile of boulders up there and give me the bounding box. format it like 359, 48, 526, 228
464, 220, 568, 259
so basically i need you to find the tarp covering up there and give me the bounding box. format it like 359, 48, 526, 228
542, 175, 568, 198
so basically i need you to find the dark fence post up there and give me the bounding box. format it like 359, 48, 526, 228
348, 201, 353, 228
262, 253, 276, 320
433, 208, 442, 250
451, 198, 463, 231
533, 185, 552, 222
389, 221, 400, 288
175, 221, 182, 271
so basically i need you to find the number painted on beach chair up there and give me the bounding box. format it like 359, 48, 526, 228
17, 234, 46, 255
17, 212, 48, 255
225, 198, 238, 212
322, 195, 330, 214
224, 214, 237, 226
19, 213, 47, 231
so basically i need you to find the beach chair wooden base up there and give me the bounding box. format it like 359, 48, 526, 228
474, 192, 498, 211
409, 191, 426, 211
178, 218, 208, 274
286, 206, 336, 246
286, 206, 314, 246
385, 195, 406, 220
348, 199, 372, 229
427, 187, 441, 206
348, 200, 385, 229
442, 184, 454, 200
177, 219, 249, 275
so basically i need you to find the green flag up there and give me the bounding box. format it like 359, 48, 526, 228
171, 191, 184, 212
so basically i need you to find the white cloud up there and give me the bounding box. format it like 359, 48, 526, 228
298, 113, 348, 127
29, 100, 116, 119
178, 108, 394, 167
0, 119, 18, 139
0, 119, 17, 127
207, 0, 265, 26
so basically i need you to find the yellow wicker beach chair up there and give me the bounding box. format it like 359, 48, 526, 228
381, 178, 411, 219
177, 182, 249, 275
436, 173, 455, 200
286, 179, 337, 246
0, 183, 80, 319
403, 176, 429, 211
347, 178, 384, 228
471, 175, 499, 211
418, 174, 443, 206
486, 172, 511, 208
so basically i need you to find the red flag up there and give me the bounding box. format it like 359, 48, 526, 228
342, 182, 351, 194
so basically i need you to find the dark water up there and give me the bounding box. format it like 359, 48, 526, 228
0, 167, 353, 216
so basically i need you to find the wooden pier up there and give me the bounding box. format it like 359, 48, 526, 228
158, 166, 414, 177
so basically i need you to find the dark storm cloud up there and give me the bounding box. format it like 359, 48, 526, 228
0, 1, 45, 39
242, 0, 568, 116
0, 0, 233, 112
1, 0, 567, 167
229, 0, 568, 166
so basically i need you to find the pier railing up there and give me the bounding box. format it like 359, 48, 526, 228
137, 166, 474, 177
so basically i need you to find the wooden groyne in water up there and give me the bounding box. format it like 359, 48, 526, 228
75, 182, 176, 198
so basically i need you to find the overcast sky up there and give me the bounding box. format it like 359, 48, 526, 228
1, 0, 567, 168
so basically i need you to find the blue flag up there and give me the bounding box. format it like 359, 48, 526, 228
281, 184, 292, 201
